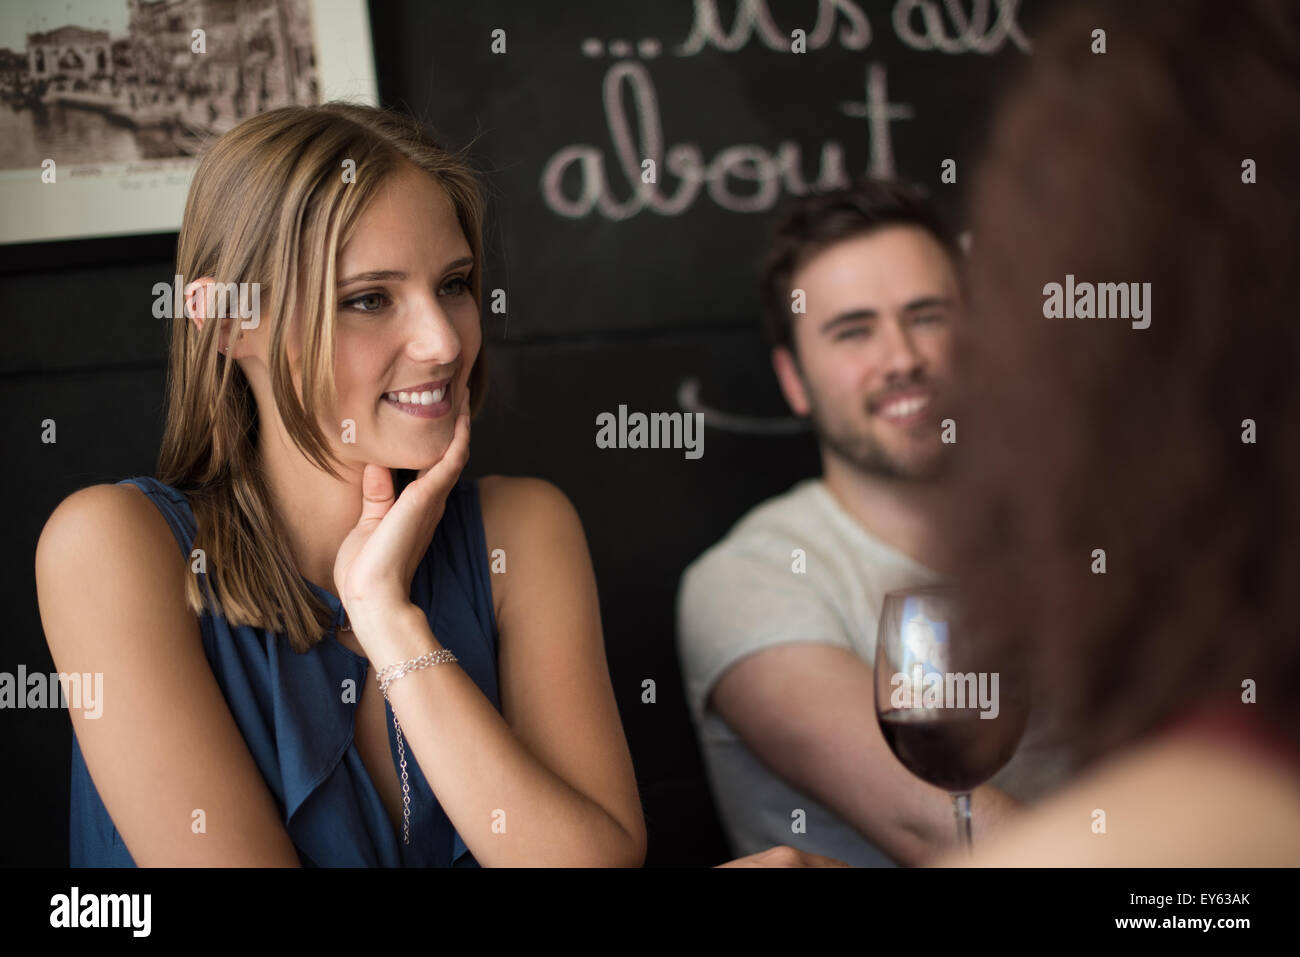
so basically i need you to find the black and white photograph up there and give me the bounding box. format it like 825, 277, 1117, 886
0, 0, 374, 242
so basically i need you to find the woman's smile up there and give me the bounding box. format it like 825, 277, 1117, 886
381, 382, 453, 419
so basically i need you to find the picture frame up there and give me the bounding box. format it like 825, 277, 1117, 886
0, 0, 378, 246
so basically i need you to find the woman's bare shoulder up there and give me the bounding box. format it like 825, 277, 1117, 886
942, 734, 1300, 867
40, 481, 178, 555
476, 475, 580, 544
36, 483, 185, 646
38, 482, 176, 560
474, 475, 587, 625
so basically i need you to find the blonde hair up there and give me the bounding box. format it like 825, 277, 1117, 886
157, 102, 488, 652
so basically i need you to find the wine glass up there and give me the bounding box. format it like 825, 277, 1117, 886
874, 584, 1028, 854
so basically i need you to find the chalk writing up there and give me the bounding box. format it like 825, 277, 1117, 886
541, 61, 914, 219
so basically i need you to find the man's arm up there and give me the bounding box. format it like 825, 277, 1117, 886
709, 641, 1023, 866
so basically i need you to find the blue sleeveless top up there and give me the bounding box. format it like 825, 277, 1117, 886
69, 472, 501, 867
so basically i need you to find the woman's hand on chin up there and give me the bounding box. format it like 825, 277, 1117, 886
333, 395, 471, 637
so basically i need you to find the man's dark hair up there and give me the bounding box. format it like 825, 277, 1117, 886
758, 177, 961, 356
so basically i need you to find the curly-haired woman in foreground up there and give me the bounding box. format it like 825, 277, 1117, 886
935, 0, 1300, 866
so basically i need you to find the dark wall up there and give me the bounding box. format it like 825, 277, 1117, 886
2, 0, 1055, 866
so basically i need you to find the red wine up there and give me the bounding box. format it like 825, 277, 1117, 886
878, 708, 1025, 792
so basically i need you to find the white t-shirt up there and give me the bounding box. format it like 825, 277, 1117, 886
676, 478, 1072, 866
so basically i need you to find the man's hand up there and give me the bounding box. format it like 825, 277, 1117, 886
710, 642, 1024, 865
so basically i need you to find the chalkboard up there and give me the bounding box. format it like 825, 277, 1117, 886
376, 0, 1050, 342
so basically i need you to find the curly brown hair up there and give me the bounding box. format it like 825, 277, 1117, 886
940, 0, 1300, 772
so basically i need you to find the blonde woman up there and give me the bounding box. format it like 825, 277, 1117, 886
35, 103, 646, 867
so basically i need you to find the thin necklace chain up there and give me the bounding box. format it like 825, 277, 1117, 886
337, 604, 456, 847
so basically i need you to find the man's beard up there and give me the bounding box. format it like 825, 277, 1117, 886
805, 391, 950, 482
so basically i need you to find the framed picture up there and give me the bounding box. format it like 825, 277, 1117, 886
0, 0, 377, 245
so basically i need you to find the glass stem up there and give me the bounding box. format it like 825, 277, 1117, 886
952, 792, 973, 853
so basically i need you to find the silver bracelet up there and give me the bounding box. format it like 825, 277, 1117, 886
374, 649, 459, 845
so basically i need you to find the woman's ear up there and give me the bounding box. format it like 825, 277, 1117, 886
184, 276, 239, 355
184, 277, 214, 325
